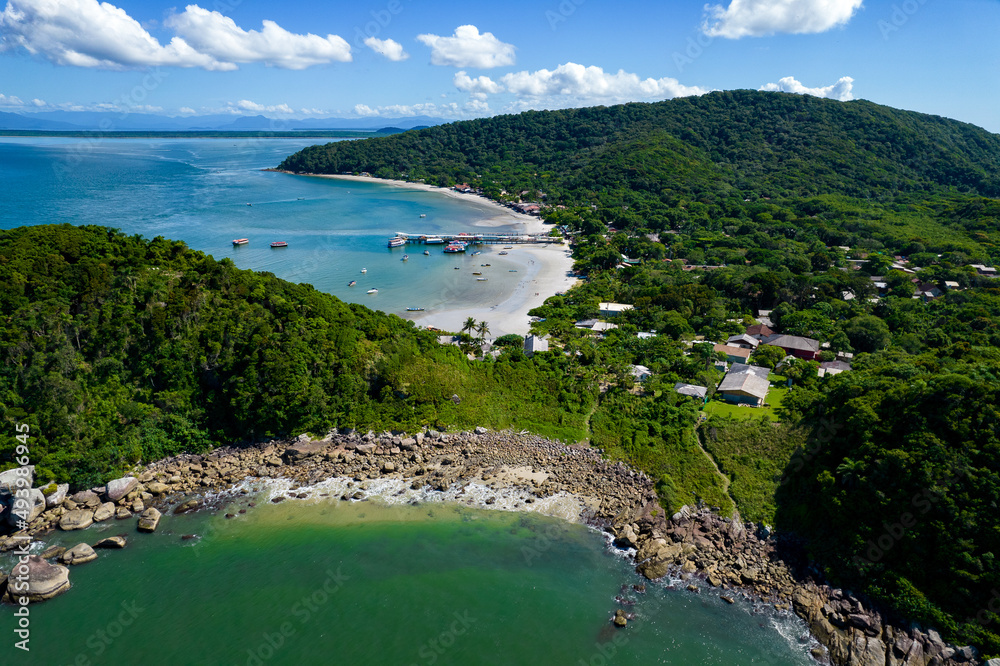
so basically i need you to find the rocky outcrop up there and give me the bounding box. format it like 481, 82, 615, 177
137, 507, 161, 533
4, 555, 71, 602
93, 536, 127, 549
58, 509, 94, 531
43, 483, 70, 508
105, 477, 138, 502
60, 543, 98, 565
93, 502, 115, 522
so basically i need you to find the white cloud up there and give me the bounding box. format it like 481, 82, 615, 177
0, 93, 25, 106
703, 0, 864, 38
760, 75, 855, 101
453, 71, 503, 94
165, 6, 351, 69
500, 62, 707, 104
299, 107, 326, 116
416, 25, 515, 68
0, 0, 230, 70
178, 106, 197, 114
31, 98, 46, 106
363, 36, 408, 61
352, 100, 486, 119
234, 99, 295, 114
0, 0, 351, 70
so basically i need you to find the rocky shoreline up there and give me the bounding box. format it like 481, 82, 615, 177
1, 427, 992, 666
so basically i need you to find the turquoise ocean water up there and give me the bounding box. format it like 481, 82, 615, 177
0, 137, 818, 664
0, 137, 532, 319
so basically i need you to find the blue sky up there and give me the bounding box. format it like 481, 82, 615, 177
0, 0, 997, 132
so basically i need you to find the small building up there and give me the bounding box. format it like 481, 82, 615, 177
971, 264, 997, 277
524, 334, 549, 357
591, 322, 619, 333
746, 323, 775, 339
714, 343, 753, 364
599, 302, 634, 317
760, 334, 820, 361
717, 364, 770, 406
630, 365, 652, 382
637, 331, 657, 340
818, 360, 852, 378
726, 334, 759, 350
674, 383, 708, 402
944, 281, 961, 290
756, 310, 774, 328
575, 318, 599, 329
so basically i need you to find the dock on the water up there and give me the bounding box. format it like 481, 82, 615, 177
389, 232, 562, 246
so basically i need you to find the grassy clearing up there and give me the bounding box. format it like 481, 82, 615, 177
697, 417, 807, 524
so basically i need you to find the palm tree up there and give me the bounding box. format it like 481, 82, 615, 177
476, 320, 490, 343
462, 316, 476, 339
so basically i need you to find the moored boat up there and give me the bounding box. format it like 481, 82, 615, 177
367, 288, 378, 294
361, 268, 367, 273
402, 254, 409, 261
348, 280, 356, 287
232, 238, 249, 245
388, 237, 406, 248
405, 307, 424, 311
423, 250, 430, 255
270, 241, 288, 248
476, 277, 488, 281
424, 236, 445, 244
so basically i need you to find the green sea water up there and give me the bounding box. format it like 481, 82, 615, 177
3, 486, 818, 665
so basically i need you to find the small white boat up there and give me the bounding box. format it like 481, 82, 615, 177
402, 254, 409, 261
406, 307, 424, 311
232, 238, 249, 246
419, 214, 427, 218
423, 250, 430, 256
476, 277, 488, 281
361, 268, 367, 273
367, 288, 378, 294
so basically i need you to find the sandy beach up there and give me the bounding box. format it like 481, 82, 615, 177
305, 172, 579, 338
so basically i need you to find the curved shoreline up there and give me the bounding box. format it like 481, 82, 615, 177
2, 428, 983, 665
272, 170, 580, 337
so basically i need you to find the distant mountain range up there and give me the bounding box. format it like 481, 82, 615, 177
0, 110, 450, 132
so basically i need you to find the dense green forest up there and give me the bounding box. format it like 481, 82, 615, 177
4, 91, 1000, 654
279, 91, 1000, 655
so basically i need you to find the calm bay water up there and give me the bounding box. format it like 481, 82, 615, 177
5, 487, 816, 665
0, 137, 532, 318
0, 137, 817, 664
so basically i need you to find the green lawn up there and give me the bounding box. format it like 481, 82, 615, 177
701, 376, 787, 422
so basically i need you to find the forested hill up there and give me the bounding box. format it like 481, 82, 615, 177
0, 225, 597, 488
278, 90, 1000, 201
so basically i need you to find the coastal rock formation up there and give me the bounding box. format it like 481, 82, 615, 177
3, 428, 987, 665
105, 477, 138, 502
43, 483, 69, 508
4, 555, 71, 602
93, 536, 127, 549
137, 507, 161, 532
93, 502, 115, 522
60, 543, 98, 565
58, 509, 94, 531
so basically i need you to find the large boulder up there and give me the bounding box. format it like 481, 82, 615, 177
4, 555, 70, 602
137, 507, 161, 533
93, 502, 115, 522
146, 482, 170, 495
69, 490, 100, 508
60, 543, 98, 565
58, 509, 94, 531
42, 483, 70, 508
105, 477, 138, 502
0, 466, 34, 493
284, 440, 329, 463
93, 536, 127, 549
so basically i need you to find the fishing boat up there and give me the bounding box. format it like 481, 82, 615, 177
367, 288, 378, 294
232, 238, 249, 246
477, 277, 488, 281
360, 268, 367, 273
402, 254, 409, 261
405, 307, 424, 311
472, 272, 482, 276
443, 244, 466, 253
471, 251, 481, 256
499, 251, 508, 255
270, 241, 288, 248
348, 280, 356, 287
423, 250, 430, 256
387, 237, 406, 248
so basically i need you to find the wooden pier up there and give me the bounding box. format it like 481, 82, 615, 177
391, 232, 562, 246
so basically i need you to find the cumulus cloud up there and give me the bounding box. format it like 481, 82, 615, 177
0, 0, 351, 70
0, 93, 25, 106
363, 36, 408, 61
500, 62, 707, 103
165, 6, 351, 69
352, 100, 485, 119
760, 75, 855, 101
703, 0, 864, 38
178, 106, 197, 114
233, 99, 295, 114
416, 25, 515, 68
454, 71, 503, 94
